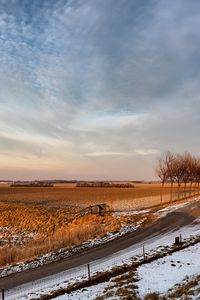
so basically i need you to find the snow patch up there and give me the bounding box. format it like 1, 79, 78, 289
137, 243, 200, 297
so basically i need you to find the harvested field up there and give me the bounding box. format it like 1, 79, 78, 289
0, 200, 122, 267
0, 183, 196, 210
0, 183, 199, 268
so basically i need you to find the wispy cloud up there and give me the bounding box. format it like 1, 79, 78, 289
86, 149, 159, 157
0, 0, 200, 179
86, 151, 131, 157
70, 113, 147, 131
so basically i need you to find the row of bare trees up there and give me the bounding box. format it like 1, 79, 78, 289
156, 151, 200, 203
77, 181, 134, 188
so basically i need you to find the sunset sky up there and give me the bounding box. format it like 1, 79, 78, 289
0, 0, 200, 180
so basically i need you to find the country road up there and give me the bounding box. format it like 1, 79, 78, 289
0, 198, 200, 298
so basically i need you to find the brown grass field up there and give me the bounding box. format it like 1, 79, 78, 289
0, 183, 198, 268
0, 182, 194, 212
0, 182, 185, 206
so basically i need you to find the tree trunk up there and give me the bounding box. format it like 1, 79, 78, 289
184, 181, 187, 198
178, 182, 181, 201
170, 181, 173, 203
189, 181, 192, 197
160, 181, 164, 204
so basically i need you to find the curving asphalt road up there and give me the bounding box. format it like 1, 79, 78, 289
0, 198, 199, 291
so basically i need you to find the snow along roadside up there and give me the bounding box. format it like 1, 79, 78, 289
54, 242, 200, 300
4, 223, 200, 300
0, 218, 146, 278
137, 242, 200, 297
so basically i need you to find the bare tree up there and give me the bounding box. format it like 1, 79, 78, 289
188, 156, 197, 196
156, 151, 200, 203
197, 158, 200, 193
173, 153, 189, 200
181, 152, 194, 196
191, 157, 200, 195
163, 151, 176, 202
155, 157, 168, 203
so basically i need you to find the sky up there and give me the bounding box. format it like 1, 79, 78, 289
0, 0, 200, 181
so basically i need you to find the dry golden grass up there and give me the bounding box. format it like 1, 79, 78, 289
0, 202, 79, 234
168, 275, 200, 299
0, 188, 124, 267
0, 182, 194, 213
0, 183, 186, 207
0, 213, 121, 267
143, 293, 161, 300
0, 183, 196, 267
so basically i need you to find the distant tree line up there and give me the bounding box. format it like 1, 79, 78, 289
156, 151, 200, 203
11, 182, 54, 187
76, 182, 134, 188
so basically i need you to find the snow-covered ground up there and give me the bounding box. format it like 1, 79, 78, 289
53, 282, 109, 300
169, 275, 200, 299
137, 243, 200, 297
4, 223, 200, 300
53, 236, 200, 300
0, 227, 35, 246
155, 197, 200, 218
